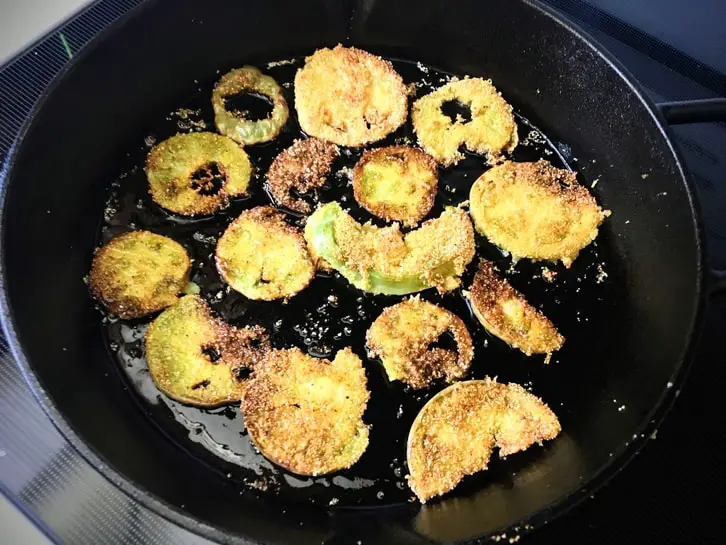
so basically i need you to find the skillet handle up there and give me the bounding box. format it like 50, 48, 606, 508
707, 268, 726, 298
655, 98, 726, 297
656, 98, 726, 124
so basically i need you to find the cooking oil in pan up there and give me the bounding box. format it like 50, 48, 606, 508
100, 56, 615, 507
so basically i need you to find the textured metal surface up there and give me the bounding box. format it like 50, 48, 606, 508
0, 341, 212, 544
0, 0, 724, 543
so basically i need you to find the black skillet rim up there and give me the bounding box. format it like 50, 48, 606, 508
0, 0, 706, 543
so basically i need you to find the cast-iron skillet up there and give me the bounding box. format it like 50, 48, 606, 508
2, 0, 726, 543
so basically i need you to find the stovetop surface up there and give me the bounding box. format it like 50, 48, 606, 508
1, 1, 725, 543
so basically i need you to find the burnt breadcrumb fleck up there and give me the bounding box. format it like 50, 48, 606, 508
266, 138, 339, 213
295, 45, 408, 147
464, 260, 564, 358
216, 206, 315, 300
353, 146, 438, 226
145, 295, 269, 407
407, 378, 561, 502
89, 230, 190, 319
366, 296, 473, 389
469, 160, 610, 267
412, 78, 518, 167
241, 347, 370, 476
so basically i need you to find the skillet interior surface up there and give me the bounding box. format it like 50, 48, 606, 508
101, 56, 614, 508
0, 0, 702, 543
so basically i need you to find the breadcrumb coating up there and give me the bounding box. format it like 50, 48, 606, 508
145, 295, 269, 407
412, 78, 518, 167
241, 347, 370, 476
464, 260, 564, 358
407, 378, 561, 502
367, 297, 473, 389
295, 45, 408, 147
89, 230, 190, 319
469, 160, 610, 267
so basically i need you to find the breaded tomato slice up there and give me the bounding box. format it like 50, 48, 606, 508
366, 297, 473, 389
241, 347, 370, 476
89, 230, 190, 319
407, 378, 560, 502
216, 206, 315, 300
412, 78, 517, 167
145, 295, 269, 407
353, 146, 438, 226
295, 46, 408, 147
464, 260, 564, 359
146, 132, 252, 216
305, 202, 475, 295
469, 160, 610, 267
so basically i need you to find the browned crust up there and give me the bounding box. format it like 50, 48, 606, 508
266, 138, 339, 213
226, 204, 295, 231
466, 260, 564, 357
145, 295, 269, 408
89, 231, 191, 319
469, 160, 611, 267
241, 347, 370, 475
215, 206, 315, 300
352, 146, 438, 226
406, 378, 561, 502
366, 297, 473, 389
294, 45, 408, 147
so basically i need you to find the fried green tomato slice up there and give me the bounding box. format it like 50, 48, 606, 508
469, 160, 611, 267
266, 138, 339, 214
463, 261, 564, 359
89, 230, 190, 319
216, 206, 315, 300
352, 146, 438, 226
412, 77, 518, 167
407, 378, 561, 502
366, 297, 473, 389
145, 295, 269, 407
294, 45, 408, 147
241, 347, 370, 476
212, 66, 289, 146
304, 202, 475, 295
146, 132, 252, 216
